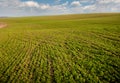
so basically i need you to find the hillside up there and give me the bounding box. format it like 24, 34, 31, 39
0, 13, 120, 83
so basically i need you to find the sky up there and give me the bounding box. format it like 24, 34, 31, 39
0, 0, 120, 17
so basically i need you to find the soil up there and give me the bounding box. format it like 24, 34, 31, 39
0, 23, 7, 28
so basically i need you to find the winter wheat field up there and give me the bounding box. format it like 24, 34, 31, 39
0, 13, 120, 83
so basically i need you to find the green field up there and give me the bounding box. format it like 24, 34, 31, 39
0, 13, 120, 83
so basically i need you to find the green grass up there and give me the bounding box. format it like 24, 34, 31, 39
0, 13, 120, 83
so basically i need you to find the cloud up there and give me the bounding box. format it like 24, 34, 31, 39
0, 0, 20, 8
83, 5, 96, 10
80, 0, 95, 3
71, 1, 81, 7
20, 1, 39, 8
55, 0, 61, 2
19, 1, 50, 10
98, 0, 120, 4
47, 1, 69, 13
0, 0, 120, 16
96, 0, 120, 11
69, 0, 120, 13
40, 4, 50, 10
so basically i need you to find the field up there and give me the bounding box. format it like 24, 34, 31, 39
0, 13, 120, 83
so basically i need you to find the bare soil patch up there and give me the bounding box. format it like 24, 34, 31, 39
0, 23, 7, 28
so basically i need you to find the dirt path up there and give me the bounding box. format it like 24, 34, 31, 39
0, 23, 7, 28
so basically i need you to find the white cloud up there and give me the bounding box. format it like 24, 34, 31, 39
69, 0, 120, 13
0, 0, 120, 16
114, 0, 120, 3
83, 5, 96, 10
55, 0, 61, 2
98, 0, 120, 4
71, 1, 81, 7
0, 0, 20, 8
48, 2, 68, 11
96, 0, 120, 11
20, 1, 39, 8
80, 0, 95, 3
40, 4, 50, 10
